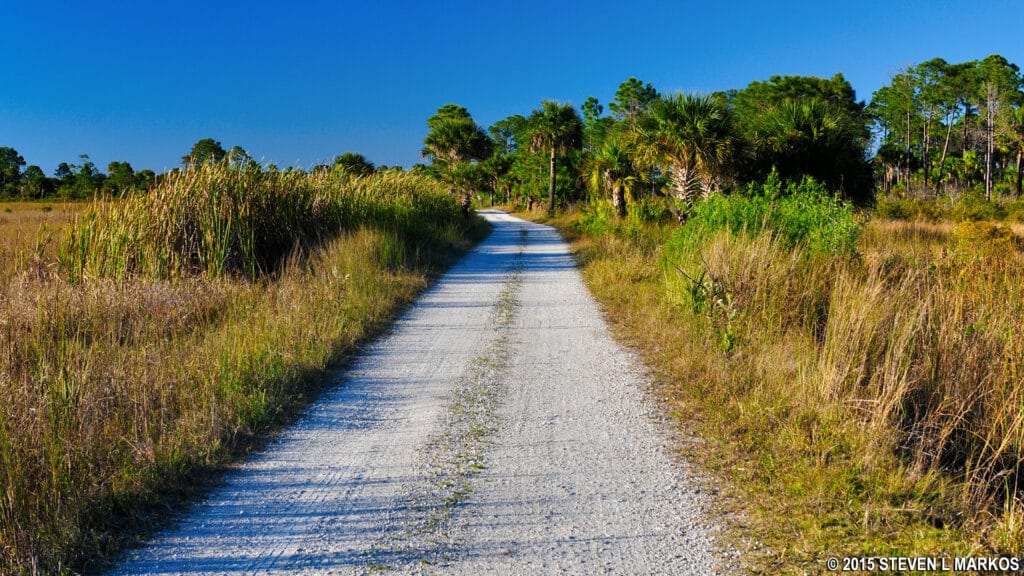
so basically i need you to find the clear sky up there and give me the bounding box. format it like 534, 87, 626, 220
1, 1, 1022, 175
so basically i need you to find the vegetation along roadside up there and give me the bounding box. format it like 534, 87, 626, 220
3, 50, 1024, 573
0, 163, 487, 574
519, 185, 1024, 572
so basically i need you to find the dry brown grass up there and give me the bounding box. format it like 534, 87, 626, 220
0, 175, 484, 574
533, 208, 1024, 573
0, 202, 83, 271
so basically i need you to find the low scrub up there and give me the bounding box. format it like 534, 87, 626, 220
876, 192, 1024, 223
0, 166, 484, 573
677, 175, 860, 256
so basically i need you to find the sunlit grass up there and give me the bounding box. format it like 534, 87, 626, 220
0, 165, 485, 574
532, 203, 1024, 572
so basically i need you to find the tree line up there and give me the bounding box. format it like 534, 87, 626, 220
420, 74, 875, 219
0, 138, 387, 200
421, 54, 1023, 218
4, 53, 1021, 209
0, 148, 160, 200
870, 55, 1024, 199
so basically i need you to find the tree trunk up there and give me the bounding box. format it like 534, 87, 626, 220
611, 183, 626, 219
922, 110, 931, 196
1016, 147, 1023, 197
985, 88, 995, 201
905, 109, 913, 196
547, 147, 557, 216
936, 109, 954, 193
670, 162, 697, 209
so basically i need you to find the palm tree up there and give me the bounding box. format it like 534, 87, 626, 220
750, 99, 872, 203
584, 135, 637, 218
421, 105, 492, 214
421, 116, 492, 169
527, 101, 583, 216
632, 93, 735, 214
332, 152, 375, 176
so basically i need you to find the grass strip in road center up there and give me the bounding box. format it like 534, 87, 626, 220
368, 228, 527, 570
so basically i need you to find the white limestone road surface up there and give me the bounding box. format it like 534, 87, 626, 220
109, 210, 723, 576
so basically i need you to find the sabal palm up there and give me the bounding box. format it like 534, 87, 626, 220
528, 100, 583, 215
633, 93, 734, 207
421, 117, 491, 167
751, 99, 862, 193
585, 136, 637, 218
421, 117, 492, 197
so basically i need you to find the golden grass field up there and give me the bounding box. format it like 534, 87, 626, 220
527, 206, 1024, 573
0, 168, 485, 574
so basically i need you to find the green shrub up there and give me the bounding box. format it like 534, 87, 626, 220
951, 192, 1006, 221
952, 220, 1022, 257
875, 197, 914, 220
573, 201, 616, 237
668, 175, 860, 258
1004, 199, 1024, 223
874, 196, 947, 221
627, 197, 671, 224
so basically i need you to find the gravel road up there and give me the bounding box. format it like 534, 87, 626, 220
110, 210, 723, 575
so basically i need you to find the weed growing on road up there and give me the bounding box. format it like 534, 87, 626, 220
372, 229, 526, 569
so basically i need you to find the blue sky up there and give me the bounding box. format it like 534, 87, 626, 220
1, 1, 1021, 174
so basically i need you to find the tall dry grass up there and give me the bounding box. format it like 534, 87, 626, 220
0, 166, 483, 574
61, 166, 461, 279
545, 202, 1024, 571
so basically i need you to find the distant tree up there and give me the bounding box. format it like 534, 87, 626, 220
74, 154, 103, 197
22, 165, 50, 198
869, 55, 1024, 199
975, 54, 1022, 199
489, 115, 527, 155
54, 162, 74, 181
609, 77, 659, 125
870, 69, 918, 192
748, 99, 872, 204
105, 160, 136, 194
485, 115, 529, 205
422, 105, 492, 168
526, 100, 583, 215
422, 104, 492, 215
585, 133, 638, 218
136, 169, 157, 190
1009, 106, 1024, 197
0, 146, 26, 196
582, 96, 603, 126
332, 152, 375, 176
732, 73, 865, 121
733, 74, 871, 200
227, 145, 257, 170
183, 138, 227, 166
